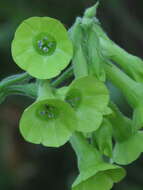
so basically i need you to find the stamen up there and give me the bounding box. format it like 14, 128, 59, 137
34, 33, 57, 55
38, 40, 43, 49
47, 113, 54, 118
43, 47, 49, 52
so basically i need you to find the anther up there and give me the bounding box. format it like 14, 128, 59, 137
48, 113, 54, 118
40, 111, 46, 115
38, 40, 43, 49
43, 47, 49, 52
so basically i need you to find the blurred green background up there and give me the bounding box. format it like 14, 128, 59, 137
1, 0, 143, 190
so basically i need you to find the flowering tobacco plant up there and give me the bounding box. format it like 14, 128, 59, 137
1, 2, 143, 190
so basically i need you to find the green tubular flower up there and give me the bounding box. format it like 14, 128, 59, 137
104, 62, 143, 130
19, 80, 77, 147
20, 99, 77, 147
93, 119, 113, 157
109, 103, 143, 165
12, 17, 73, 79
93, 19, 143, 83
99, 34, 143, 83
65, 76, 110, 132
70, 132, 126, 190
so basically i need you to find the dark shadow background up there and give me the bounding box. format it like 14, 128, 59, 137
0, 0, 143, 190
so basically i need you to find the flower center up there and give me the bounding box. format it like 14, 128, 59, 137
36, 104, 58, 121
33, 33, 57, 56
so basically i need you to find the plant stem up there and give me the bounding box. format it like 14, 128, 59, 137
0, 72, 31, 90
1, 83, 37, 103
51, 66, 73, 87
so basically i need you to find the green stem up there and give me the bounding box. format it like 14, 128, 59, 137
0, 72, 31, 90
0, 66, 73, 103
1, 83, 37, 102
51, 66, 73, 87
37, 80, 55, 100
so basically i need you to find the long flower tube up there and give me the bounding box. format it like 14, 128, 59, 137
93, 20, 143, 83
104, 61, 143, 130
70, 132, 125, 190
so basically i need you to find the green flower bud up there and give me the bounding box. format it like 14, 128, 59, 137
82, 2, 99, 29
12, 17, 73, 79
84, 2, 99, 19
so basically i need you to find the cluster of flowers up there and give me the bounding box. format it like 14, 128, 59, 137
9, 3, 143, 190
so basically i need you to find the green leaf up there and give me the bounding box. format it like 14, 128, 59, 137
12, 17, 73, 79
65, 76, 109, 132
20, 99, 77, 147
93, 119, 113, 157
70, 133, 126, 190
